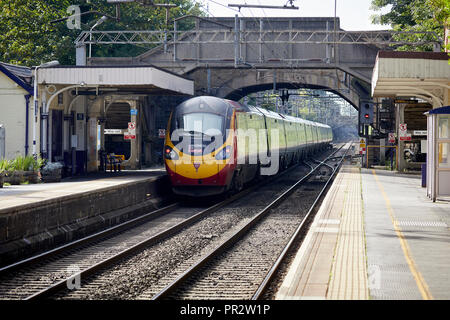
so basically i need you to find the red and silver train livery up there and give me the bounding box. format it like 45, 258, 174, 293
164, 96, 333, 197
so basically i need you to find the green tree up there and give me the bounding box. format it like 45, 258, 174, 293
0, 0, 204, 66
371, 0, 450, 51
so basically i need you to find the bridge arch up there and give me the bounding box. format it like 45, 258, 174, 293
189, 67, 364, 108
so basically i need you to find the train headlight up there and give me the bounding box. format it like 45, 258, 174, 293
164, 146, 179, 160
215, 146, 232, 160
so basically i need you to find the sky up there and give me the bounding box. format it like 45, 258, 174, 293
197, 0, 393, 31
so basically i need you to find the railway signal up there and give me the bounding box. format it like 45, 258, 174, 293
360, 102, 374, 125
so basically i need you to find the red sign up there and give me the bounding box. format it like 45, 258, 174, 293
388, 133, 395, 143
399, 136, 412, 141
124, 134, 136, 140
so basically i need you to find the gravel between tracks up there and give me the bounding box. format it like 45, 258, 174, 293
56, 165, 313, 300
167, 184, 324, 300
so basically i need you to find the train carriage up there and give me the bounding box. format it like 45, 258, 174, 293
164, 96, 332, 197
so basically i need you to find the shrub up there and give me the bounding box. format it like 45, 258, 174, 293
0, 155, 44, 173
0, 158, 11, 173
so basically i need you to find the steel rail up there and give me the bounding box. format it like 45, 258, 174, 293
252, 142, 352, 299
151, 144, 345, 300
0, 202, 179, 275
22, 157, 310, 300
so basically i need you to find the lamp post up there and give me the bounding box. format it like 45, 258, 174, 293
32, 60, 59, 157
89, 16, 108, 58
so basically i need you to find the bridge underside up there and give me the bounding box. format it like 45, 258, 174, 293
89, 17, 389, 109
188, 67, 366, 108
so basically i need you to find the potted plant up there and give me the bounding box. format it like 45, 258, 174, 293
28, 155, 44, 183
41, 161, 63, 182
8, 156, 25, 185
0, 158, 8, 188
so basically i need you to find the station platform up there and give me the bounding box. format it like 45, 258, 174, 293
276, 163, 449, 300
0, 168, 166, 212
0, 167, 169, 266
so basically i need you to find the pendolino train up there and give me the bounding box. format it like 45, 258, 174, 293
164, 96, 333, 197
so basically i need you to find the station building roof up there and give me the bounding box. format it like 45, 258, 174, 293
371, 51, 450, 106
427, 105, 450, 114
0, 62, 33, 94
36, 65, 194, 96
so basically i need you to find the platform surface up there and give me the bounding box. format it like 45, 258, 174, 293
276, 163, 449, 300
0, 168, 165, 212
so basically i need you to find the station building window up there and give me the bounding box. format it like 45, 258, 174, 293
438, 117, 448, 138
438, 143, 449, 168
438, 115, 450, 168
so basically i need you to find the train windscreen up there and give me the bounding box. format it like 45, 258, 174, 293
177, 113, 224, 136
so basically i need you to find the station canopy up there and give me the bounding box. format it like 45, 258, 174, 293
36, 65, 194, 96
371, 51, 450, 107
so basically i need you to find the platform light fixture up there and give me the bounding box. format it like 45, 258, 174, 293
32, 60, 59, 156
89, 16, 108, 58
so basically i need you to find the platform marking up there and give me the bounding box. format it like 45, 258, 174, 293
371, 169, 433, 300
313, 227, 339, 233
317, 219, 340, 225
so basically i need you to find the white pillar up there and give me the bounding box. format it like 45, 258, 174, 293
397, 104, 406, 171
63, 115, 70, 152
41, 92, 48, 158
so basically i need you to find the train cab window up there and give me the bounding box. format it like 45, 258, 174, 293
175, 113, 224, 135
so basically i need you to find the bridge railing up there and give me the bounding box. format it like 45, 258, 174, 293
75, 29, 442, 48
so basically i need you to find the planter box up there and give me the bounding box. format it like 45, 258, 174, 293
0, 173, 4, 188
23, 171, 40, 184
3, 171, 40, 184
7, 170, 25, 185
41, 168, 62, 183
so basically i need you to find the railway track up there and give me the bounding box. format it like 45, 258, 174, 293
0, 144, 345, 300
147, 143, 351, 300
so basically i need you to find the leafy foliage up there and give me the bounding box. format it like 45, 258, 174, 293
0, 155, 44, 172
0, 0, 204, 66
370, 0, 450, 51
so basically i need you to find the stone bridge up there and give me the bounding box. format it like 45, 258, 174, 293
88, 17, 441, 108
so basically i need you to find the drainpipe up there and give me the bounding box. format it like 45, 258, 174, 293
24, 94, 31, 155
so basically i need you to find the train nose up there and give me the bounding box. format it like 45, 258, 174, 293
175, 154, 220, 179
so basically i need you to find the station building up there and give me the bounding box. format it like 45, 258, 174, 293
0, 62, 34, 160
33, 65, 193, 174
371, 51, 450, 200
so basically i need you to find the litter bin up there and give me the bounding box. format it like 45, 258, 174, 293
421, 163, 426, 187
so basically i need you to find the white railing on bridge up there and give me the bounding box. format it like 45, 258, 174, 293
75, 29, 442, 49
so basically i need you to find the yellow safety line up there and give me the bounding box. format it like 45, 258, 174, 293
371, 169, 433, 300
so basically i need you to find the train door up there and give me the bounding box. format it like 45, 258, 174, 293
235, 112, 248, 167
279, 119, 287, 168
261, 115, 270, 165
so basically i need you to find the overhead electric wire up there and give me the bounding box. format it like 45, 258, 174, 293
203, 0, 241, 14
198, 1, 343, 117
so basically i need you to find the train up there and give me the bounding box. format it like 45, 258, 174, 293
164, 96, 333, 197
